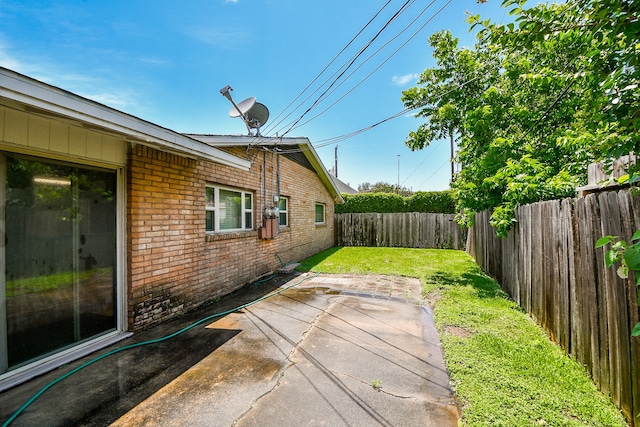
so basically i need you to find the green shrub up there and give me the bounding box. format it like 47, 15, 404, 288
335, 192, 405, 213
336, 190, 455, 213
405, 191, 456, 213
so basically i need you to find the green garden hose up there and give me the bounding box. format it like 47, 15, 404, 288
2, 270, 319, 427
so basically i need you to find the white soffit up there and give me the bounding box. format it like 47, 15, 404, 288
0, 67, 251, 171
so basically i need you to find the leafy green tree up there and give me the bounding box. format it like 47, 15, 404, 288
403, 0, 639, 236
357, 181, 412, 196
401, 31, 501, 185
448, 0, 640, 339
400, 30, 496, 152
597, 232, 640, 337
489, 0, 639, 172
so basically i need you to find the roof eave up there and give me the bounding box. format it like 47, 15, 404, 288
0, 67, 251, 171
188, 134, 344, 203
301, 142, 345, 204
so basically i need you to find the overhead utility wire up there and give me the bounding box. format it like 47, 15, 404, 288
277, 0, 417, 138
252, 0, 420, 147
260, 0, 451, 149
247, 108, 415, 160
400, 139, 444, 186
267, 107, 414, 157
273, 58, 495, 156
314, 108, 413, 146
273, 0, 430, 136
263, 1, 582, 161
417, 158, 449, 188
286, 0, 450, 135
261, 0, 395, 136
276, 53, 494, 155
268, 39, 492, 153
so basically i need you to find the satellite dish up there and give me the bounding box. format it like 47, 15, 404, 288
246, 102, 269, 129
228, 97, 256, 118
220, 85, 269, 135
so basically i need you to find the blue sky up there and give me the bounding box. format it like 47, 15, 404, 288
0, 0, 513, 192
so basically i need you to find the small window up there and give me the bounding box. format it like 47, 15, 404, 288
315, 203, 325, 224
278, 197, 289, 226
205, 187, 215, 231
245, 193, 253, 229
206, 185, 253, 232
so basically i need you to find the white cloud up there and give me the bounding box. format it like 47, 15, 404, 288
77, 90, 138, 110
0, 54, 23, 72
0, 42, 141, 112
0, 39, 27, 72
184, 27, 250, 49
225, 0, 239, 3
137, 57, 172, 67
392, 73, 420, 87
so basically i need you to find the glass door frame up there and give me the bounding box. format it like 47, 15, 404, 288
0, 153, 130, 391
0, 152, 7, 374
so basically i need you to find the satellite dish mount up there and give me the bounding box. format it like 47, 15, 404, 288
220, 85, 269, 136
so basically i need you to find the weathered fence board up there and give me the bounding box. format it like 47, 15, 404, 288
591, 194, 610, 398
467, 190, 640, 425
335, 213, 467, 250
559, 198, 573, 351
630, 194, 640, 425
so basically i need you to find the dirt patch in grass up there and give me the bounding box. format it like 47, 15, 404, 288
443, 325, 472, 338
425, 290, 442, 309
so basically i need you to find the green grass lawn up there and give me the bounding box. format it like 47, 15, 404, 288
6, 268, 109, 297
298, 247, 628, 427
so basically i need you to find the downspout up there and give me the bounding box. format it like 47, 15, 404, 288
276, 149, 281, 236
262, 150, 266, 228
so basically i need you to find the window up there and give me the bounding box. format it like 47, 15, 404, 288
315, 203, 325, 224
206, 185, 253, 232
278, 197, 289, 226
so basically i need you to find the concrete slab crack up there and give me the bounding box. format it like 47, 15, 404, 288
287, 294, 342, 359
335, 371, 416, 399
231, 296, 342, 426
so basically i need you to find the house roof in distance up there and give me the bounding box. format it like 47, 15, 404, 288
330, 175, 357, 195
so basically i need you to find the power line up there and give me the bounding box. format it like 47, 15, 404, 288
285, 0, 450, 135
300, 58, 494, 152
277, 0, 418, 137
261, 0, 395, 136
313, 108, 413, 147
262, 1, 586, 178
416, 158, 449, 189
400, 138, 445, 186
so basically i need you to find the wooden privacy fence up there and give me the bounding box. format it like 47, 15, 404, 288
467, 190, 640, 425
335, 212, 467, 249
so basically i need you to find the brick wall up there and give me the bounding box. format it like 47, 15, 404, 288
127, 144, 336, 330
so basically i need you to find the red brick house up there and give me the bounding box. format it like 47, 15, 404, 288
0, 67, 342, 390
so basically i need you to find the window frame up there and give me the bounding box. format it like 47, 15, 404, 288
315, 202, 325, 225
278, 196, 289, 227
206, 184, 254, 233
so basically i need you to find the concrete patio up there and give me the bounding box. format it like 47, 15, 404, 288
1, 272, 459, 426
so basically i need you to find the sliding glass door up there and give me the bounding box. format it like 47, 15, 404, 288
1, 154, 117, 372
